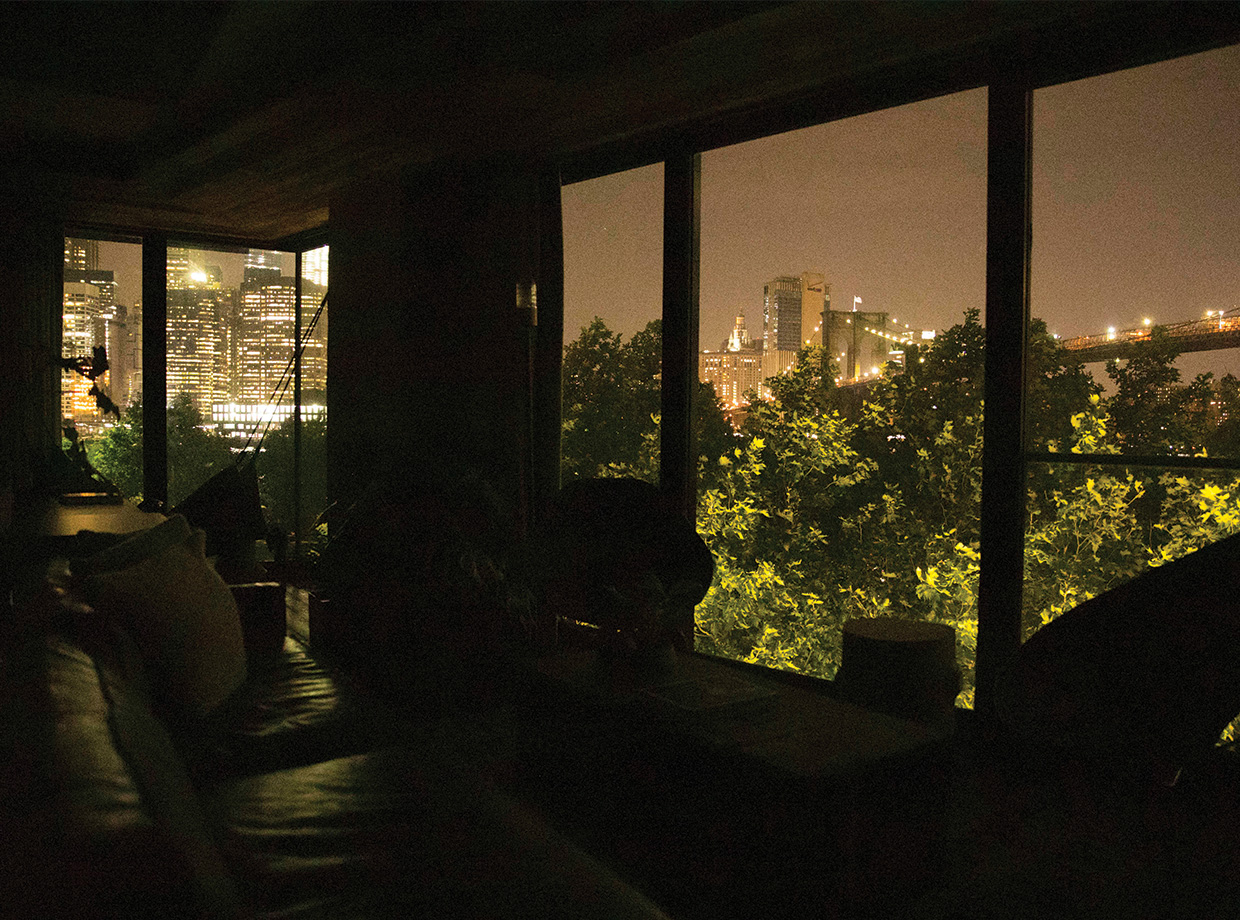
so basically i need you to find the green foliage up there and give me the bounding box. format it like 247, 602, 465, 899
688, 308, 1240, 724
255, 415, 328, 540
88, 400, 144, 500
85, 393, 248, 507
561, 317, 735, 485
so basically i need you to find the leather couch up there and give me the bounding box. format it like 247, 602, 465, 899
1, 592, 675, 920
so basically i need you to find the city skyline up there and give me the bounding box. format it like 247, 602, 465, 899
62, 243, 327, 435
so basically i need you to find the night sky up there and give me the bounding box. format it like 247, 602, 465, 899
563, 43, 1240, 380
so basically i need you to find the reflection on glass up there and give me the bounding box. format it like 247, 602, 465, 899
693, 89, 987, 707
561, 164, 663, 484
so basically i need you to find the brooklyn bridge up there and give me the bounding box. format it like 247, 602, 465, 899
1060, 309, 1240, 362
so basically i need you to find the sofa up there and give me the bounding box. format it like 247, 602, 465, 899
1, 514, 674, 920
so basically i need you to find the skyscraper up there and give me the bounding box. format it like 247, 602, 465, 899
167, 247, 225, 415
237, 273, 297, 404
763, 276, 802, 353
800, 271, 828, 348
64, 238, 99, 272
61, 280, 102, 426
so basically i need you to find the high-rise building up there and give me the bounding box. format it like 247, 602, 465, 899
800, 271, 828, 348
64, 238, 99, 272
106, 303, 141, 410
167, 248, 226, 415
763, 276, 802, 353
65, 268, 116, 316
761, 270, 829, 383
237, 273, 297, 404
299, 279, 328, 396
302, 246, 329, 288
61, 281, 102, 426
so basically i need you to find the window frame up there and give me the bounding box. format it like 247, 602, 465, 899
60, 228, 328, 562
542, 20, 1240, 717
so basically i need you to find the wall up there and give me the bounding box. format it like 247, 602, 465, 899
327, 164, 537, 531
0, 193, 63, 530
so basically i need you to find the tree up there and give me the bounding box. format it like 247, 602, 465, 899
561, 318, 658, 481
88, 399, 144, 499
1104, 326, 1210, 455
560, 317, 732, 484
1026, 317, 1102, 451
255, 415, 328, 542
166, 393, 235, 507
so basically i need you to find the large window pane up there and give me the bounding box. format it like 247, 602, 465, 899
1026, 44, 1240, 740
694, 90, 987, 705
252, 246, 329, 565
561, 164, 663, 483
64, 237, 144, 497
1029, 44, 1240, 458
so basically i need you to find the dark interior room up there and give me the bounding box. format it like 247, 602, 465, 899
4, 3, 1240, 918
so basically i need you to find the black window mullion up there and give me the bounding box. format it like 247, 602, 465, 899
977, 83, 1033, 719
660, 152, 701, 523
533, 169, 565, 521
141, 234, 168, 511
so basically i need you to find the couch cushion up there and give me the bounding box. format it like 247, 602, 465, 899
73, 514, 247, 718
208, 742, 674, 920
199, 635, 401, 781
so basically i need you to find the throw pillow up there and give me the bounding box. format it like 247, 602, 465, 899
72, 514, 248, 718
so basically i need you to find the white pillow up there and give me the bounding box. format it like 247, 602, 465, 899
74, 515, 247, 716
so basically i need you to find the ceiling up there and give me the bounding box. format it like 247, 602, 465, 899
2, 2, 1237, 244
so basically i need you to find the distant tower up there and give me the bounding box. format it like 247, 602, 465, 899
61, 280, 102, 425
763, 276, 802, 353
302, 246, 329, 287
800, 271, 827, 347
726, 312, 751, 352
238, 274, 298, 405
244, 249, 284, 285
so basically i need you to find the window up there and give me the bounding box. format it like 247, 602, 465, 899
550, 35, 1240, 719
692, 91, 987, 703
1024, 46, 1240, 701
560, 164, 664, 483
62, 237, 143, 496
256, 245, 329, 559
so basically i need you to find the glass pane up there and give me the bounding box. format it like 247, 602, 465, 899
66, 238, 144, 497
561, 164, 663, 483
1026, 45, 1240, 742
252, 246, 329, 567
1029, 45, 1240, 458
695, 89, 988, 708
167, 246, 292, 507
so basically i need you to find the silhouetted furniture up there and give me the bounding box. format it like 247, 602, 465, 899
4, 588, 675, 919
835, 617, 961, 729
1000, 530, 1240, 781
